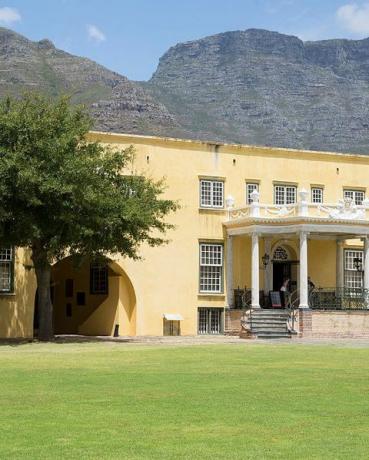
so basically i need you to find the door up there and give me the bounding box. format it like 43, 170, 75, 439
273, 262, 292, 291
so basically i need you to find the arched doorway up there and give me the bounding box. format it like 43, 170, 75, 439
272, 244, 298, 292
51, 256, 136, 336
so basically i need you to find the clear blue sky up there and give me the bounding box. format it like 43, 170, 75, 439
1, 0, 368, 80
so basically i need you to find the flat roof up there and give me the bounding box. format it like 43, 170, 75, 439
88, 130, 369, 163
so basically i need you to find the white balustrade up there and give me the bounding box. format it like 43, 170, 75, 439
227, 192, 369, 222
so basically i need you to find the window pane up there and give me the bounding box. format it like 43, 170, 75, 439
0, 247, 13, 293
212, 181, 224, 207
274, 185, 296, 205
286, 187, 297, 204
344, 190, 365, 205
311, 188, 323, 203
355, 191, 364, 205
274, 186, 285, 205
200, 244, 222, 266
344, 190, 354, 200
246, 183, 259, 204
200, 180, 212, 207
90, 263, 108, 294
198, 308, 222, 335
344, 250, 363, 288
200, 180, 224, 208
0, 248, 12, 261
199, 244, 223, 293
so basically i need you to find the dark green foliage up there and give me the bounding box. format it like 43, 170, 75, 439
0, 92, 178, 339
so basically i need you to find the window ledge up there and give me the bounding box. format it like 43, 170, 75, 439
198, 293, 225, 298
0, 292, 16, 297
199, 208, 226, 213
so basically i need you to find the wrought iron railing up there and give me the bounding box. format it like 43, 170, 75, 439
309, 287, 369, 310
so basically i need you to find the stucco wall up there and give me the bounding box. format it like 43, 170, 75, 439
0, 248, 36, 338
3, 132, 369, 338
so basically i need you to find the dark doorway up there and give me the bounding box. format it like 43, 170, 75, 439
273, 262, 292, 291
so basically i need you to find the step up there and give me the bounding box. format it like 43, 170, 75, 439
250, 324, 288, 331
251, 312, 289, 317
251, 311, 290, 318
246, 318, 288, 324
256, 332, 292, 339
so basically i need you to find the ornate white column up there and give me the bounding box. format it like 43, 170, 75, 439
364, 237, 369, 290
264, 237, 272, 295
226, 235, 234, 307
299, 231, 309, 308
251, 233, 260, 308
336, 240, 344, 288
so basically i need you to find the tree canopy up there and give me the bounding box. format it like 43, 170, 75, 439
0, 93, 178, 340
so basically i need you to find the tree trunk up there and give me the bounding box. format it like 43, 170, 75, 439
32, 247, 54, 341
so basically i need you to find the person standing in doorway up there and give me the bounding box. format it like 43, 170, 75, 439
280, 278, 290, 308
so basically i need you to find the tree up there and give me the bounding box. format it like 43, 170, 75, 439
0, 93, 178, 341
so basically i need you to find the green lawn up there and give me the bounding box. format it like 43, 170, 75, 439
1, 342, 369, 459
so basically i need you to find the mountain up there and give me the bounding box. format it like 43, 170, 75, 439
2, 26, 369, 153
147, 29, 369, 153
0, 27, 177, 135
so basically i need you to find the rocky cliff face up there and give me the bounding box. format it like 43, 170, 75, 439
148, 29, 369, 153
2, 26, 369, 153
0, 27, 177, 135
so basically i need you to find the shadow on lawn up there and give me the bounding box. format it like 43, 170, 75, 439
0, 335, 135, 347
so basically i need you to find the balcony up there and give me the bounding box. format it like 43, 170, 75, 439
226, 189, 369, 223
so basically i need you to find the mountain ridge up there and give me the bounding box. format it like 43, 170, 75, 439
2, 26, 369, 153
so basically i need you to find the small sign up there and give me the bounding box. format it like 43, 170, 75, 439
270, 291, 282, 308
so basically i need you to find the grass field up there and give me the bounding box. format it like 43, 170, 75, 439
1, 342, 369, 459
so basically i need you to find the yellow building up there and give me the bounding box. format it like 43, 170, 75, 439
2, 131, 369, 339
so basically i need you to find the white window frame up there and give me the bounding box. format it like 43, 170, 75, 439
274, 185, 297, 205
344, 189, 365, 206
199, 243, 223, 293
0, 247, 14, 293
198, 308, 223, 335
199, 179, 224, 209
311, 187, 323, 204
344, 249, 363, 289
246, 183, 259, 204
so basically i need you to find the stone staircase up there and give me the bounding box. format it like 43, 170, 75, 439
241, 309, 292, 339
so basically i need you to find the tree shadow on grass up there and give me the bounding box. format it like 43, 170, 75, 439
0, 334, 134, 347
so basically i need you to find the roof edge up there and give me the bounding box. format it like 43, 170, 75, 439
87, 130, 369, 162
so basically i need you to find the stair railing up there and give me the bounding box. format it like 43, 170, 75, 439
241, 289, 252, 331
286, 288, 299, 332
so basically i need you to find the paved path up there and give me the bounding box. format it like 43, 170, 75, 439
51, 334, 369, 348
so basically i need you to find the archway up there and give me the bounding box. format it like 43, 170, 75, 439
51, 256, 136, 336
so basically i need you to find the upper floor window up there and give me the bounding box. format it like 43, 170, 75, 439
0, 247, 14, 293
311, 187, 323, 204
274, 185, 297, 205
344, 189, 365, 206
90, 263, 108, 295
199, 243, 223, 293
246, 183, 259, 204
200, 179, 224, 208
